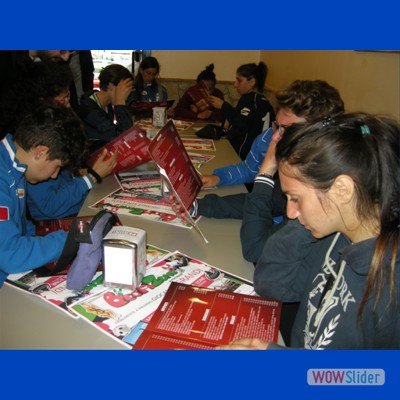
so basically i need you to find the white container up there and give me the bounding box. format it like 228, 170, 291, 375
102, 226, 147, 289
152, 106, 167, 127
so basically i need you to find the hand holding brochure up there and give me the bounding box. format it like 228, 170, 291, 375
186, 81, 211, 112
133, 282, 281, 350
87, 126, 151, 174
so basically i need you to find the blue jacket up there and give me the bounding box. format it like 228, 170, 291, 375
27, 169, 93, 220
213, 127, 274, 185
0, 135, 67, 286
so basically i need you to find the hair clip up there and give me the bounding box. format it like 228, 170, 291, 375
360, 124, 371, 135
322, 116, 335, 127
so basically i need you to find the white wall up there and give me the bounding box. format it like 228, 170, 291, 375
152, 50, 260, 81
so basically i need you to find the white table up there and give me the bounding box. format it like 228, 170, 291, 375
1, 123, 258, 349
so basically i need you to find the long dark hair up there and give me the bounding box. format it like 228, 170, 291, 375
134, 56, 160, 94
276, 112, 399, 318
236, 62, 268, 92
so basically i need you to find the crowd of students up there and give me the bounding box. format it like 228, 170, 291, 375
0, 50, 398, 350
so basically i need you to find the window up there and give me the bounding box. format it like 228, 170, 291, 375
91, 50, 151, 88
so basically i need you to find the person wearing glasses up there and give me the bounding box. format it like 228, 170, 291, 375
196, 81, 344, 229
170, 80, 345, 346
200, 80, 344, 191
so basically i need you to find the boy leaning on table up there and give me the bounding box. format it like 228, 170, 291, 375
0, 102, 87, 287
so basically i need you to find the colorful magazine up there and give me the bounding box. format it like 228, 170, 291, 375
4, 244, 170, 319
188, 152, 215, 169
134, 118, 193, 133
89, 188, 197, 229
181, 137, 216, 151
69, 251, 256, 348
116, 171, 162, 195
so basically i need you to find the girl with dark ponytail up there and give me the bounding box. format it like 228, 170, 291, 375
173, 63, 225, 122
208, 61, 275, 160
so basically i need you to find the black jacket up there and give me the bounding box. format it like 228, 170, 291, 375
222, 92, 275, 160
77, 90, 133, 151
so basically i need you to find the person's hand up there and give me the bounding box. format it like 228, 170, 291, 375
197, 110, 212, 119
168, 194, 187, 219
201, 174, 220, 188
190, 104, 199, 113
167, 107, 175, 118
216, 338, 269, 350
91, 149, 118, 178
258, 130, 284, 177
114, 78, 134, 105
208, 95, 224, 110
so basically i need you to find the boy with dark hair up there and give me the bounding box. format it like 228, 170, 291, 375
0, 102, 87, 286
78, 63, 134, 151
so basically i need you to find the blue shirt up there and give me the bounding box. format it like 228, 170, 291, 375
213, 127, 274, 185
0, 135, 67, 286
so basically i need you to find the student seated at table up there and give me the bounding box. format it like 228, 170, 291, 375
170, 80, 345, 346
0, 102, 88, 287
203, 81, 345, 261
130, 56, 167, 102
0, 60, 116, 220
218, 112, 400, 350
172, 80, 344, 250
77, 63, 134, 152
0, 60, 74, 137
172, 64, 224, 122
207, 62, 275, 160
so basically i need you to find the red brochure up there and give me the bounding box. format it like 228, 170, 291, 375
186, 81, 211, 112
148, 120, 206, 241
87, 126, 151, 174
133, 282, 281, 350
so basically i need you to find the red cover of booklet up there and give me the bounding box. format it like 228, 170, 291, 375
147, 120, 206, 241
148, 120, 202, 211
87, 126, 151, 174
186, 81, 210, 112
133, 282, 281, 350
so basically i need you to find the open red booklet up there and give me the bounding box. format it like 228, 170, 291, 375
133, 282, 281, 350
186, 81, 210, 112
148, 120, 206, 241
87, 126, 151, 174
